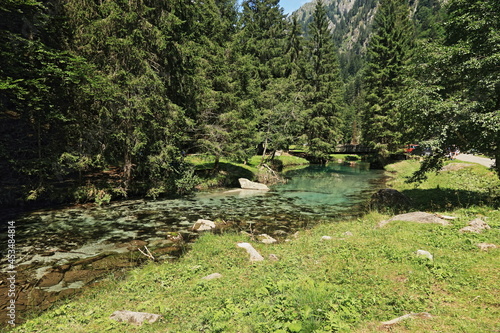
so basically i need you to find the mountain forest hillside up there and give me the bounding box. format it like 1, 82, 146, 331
292, 0, 446, 78
0, 0, 498, 209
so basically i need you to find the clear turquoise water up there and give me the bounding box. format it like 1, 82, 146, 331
1, 163, 384, 268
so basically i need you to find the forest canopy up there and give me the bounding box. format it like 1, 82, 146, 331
0, 0, 498, 207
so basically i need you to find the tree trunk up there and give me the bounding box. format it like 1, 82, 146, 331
123, 151, 133, 190
260, 122, 271, 165
213, 155, 220, 173
494, 144, 500, 179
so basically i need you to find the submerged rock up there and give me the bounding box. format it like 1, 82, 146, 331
36, 271, 64, 288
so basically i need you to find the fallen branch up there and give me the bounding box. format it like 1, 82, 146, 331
381, 312, 432, 327
138, 246, 155, 261
262, 163, 278, 177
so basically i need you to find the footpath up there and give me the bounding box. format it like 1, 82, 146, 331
455, 154, 495, 168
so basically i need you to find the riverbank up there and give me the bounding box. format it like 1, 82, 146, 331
0, 154, 311, 221
5, 159, 499, 332
187, 154, 311, 190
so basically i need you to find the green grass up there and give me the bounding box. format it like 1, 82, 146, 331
9, 159, 500, 333
185, 154, 309, 189
329, 154, 362, 162
385, 159, 500, 210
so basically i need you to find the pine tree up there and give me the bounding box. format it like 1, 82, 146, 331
63, 0, 194, 195
302, 0, 345, 161
362, 0, 414, 156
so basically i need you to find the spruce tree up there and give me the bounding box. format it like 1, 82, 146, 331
362, 0, 414, 156
63, 0, 193, 195
235, 0, 292, 162
302, 0, 345, 161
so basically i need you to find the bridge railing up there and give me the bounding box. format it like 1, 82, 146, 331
333, 144, 377, 153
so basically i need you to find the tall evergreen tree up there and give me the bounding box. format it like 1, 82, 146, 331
238, 0, 288, 83
0, 0, 94, 200
195, 0, 260, 167
302, 0, 345, 161
235, 0, 292, 162
362, 0, 414, 156
63, 0, 194, 195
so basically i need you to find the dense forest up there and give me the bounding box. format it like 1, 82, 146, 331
0, 0, 498, 208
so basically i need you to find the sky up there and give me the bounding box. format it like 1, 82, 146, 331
237, 0, 311, 16
279, 0, 310, 15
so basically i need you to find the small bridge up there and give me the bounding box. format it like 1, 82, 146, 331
333, 144, 377, 154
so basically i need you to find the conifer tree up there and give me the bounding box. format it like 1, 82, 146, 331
235, 0, 292, 161
302, 0, 345, 161
63, 0, 193, 195
362, 0, 414, 156
195, 0, 259, 167
0, 0, 94, 198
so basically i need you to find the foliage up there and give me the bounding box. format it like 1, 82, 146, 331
301, 0, 345, 162
398, 0, 500, 179
1, 0, 498, 210
386, 159, 500, 210
362, 0, 415, 158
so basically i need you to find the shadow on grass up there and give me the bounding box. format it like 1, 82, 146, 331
401, 188, 499, 211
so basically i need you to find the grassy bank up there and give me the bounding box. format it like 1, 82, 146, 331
385, 159, 500, 210
9, 160, 499, 332
187, 154, 310, 189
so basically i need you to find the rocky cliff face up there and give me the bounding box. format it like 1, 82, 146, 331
290, 0, 445, 77
291, 0, 378, 54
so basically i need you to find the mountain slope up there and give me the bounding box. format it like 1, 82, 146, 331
291, 0, 445, 78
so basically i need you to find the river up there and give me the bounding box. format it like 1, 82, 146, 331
0, 162, 385, 325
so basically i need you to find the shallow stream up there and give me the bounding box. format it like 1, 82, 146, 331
0, 162, 385, 323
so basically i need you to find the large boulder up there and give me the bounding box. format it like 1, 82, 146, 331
238, 178, 270, 191
192, 219, 216, 232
